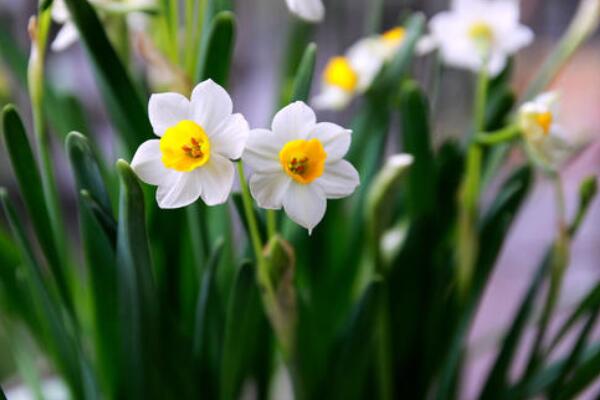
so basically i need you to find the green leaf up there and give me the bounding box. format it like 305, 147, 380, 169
220, 262, 270, 400
1, 105, 72, 312
197, 11, 236, 86
0, 383, 6, 400
0, 189, 92, 398
115, 159, 158, 398
63, 0, 153, 152
399, 80, 436, 218
290, 42, 317, 103
66, 132, 119, 393
325, 281, 382, 400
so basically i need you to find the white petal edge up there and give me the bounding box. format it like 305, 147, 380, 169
312, 86, 353, 111
191, 79, 233, 134
196, 153, 235, 206
210, 113, 250, 160
316, 160, 360, 199
131, 139, 174, 186
156, 171, 202, 209
285, 0, 325, 23
242, 129, 284, 174
282, 182, 326, 234
148, 92, 191, 136
272, 101, 317, 142
51, 22, 79, 52
307, 122, 351, 162
249, 172, 292, 209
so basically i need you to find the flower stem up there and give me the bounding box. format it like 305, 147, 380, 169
474, 125, 521, 146
266, 210, 277, 239
236, 162, 265, 265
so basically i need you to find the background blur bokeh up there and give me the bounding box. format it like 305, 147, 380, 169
1, 0, 599, 398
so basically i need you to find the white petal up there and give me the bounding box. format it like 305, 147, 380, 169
347, 38, 384, 91
501, 25, 534, 53
51, 0, 70, 23
249, 172, 292, 209
196, 153, 235, 206
316, 160, 359, 199
156, 171, 202, 209
416, 36, 438, 56
307, 122, 351, 162
285, 0, 325, 23
148, 92, 191, 136
131, 139, 174, 185
191, 79, 233, 133
312, 86, 353, 111
282, 182, 326, 234
271, 101, 316, 142
51, 22, 79, 52
486, 51, 508, 77
209, 113, 250, 160
242, 129, 284, 174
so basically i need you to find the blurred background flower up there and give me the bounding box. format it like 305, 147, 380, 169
0, 0, 599, 398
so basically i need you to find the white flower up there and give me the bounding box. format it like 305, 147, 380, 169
426, 0, 534, 76
518, 92, 573, 170
285, 0, 324, 23
51, 0, 156, 52
312, 27, 407, 110
242, 101, 360, 233
131, 79, 249, 208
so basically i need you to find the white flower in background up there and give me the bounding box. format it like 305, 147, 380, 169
426, 0, 534, 76
51, 0, 79, 51
518, 92, 573, 169
312, 27, 407, 110
285, 0, 325, 23
131, 79, 249, 208
51, 0, 156, 51
243, 102, 360, 233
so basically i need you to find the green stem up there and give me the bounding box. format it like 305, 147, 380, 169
236, 162, 265, 266
475, 125, 521, 146
266, 210, 277, 239
473, 62, 489, 135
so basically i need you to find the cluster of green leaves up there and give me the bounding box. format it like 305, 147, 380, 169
0, 0, 599, 399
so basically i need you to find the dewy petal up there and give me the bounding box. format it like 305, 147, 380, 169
282, 182, 326, 234
196, 153, 235, 206
148, 92, 191, 136
249, 172, 292, 209
272, 101, 316, 142
191, 79, 233, 133
312, 86, 353, 111
209, 113, 250, 160
156, 171, 202, 209
131, 139, 174, 185
316, 160, 359, 199
307, 122, 351, 162
285, 0, 325, 23
51, 22, 79, 52
243, 129, 284, 174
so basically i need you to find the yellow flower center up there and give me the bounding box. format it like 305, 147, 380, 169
468, 21, 494, 45
323, 56, 359, 92
279, 139, 327, 184
381, 27, 406, 45
535, 112, 553, 135
160, 120, 211, 172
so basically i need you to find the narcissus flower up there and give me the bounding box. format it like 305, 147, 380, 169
131, 79, 249, 208
243, 102, 360, 233
285, 0, 324, 23
518, 92, 573, 170
426, 0, 534, 76
312, 27, 407, 110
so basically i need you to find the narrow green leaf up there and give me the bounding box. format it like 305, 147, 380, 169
399, 80, 436, 217
63, 0, 153, 152
0, 383, 6, 400
0, 189, 90, 398
290, 42, 317, 103
554, 345, 600, 400
325, 281, 382, 399
220, 262, 270, 400
1, 105, 72, 312
39, 0, 54, 12
197, 11, 236, 86
115, 159, 157, 398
